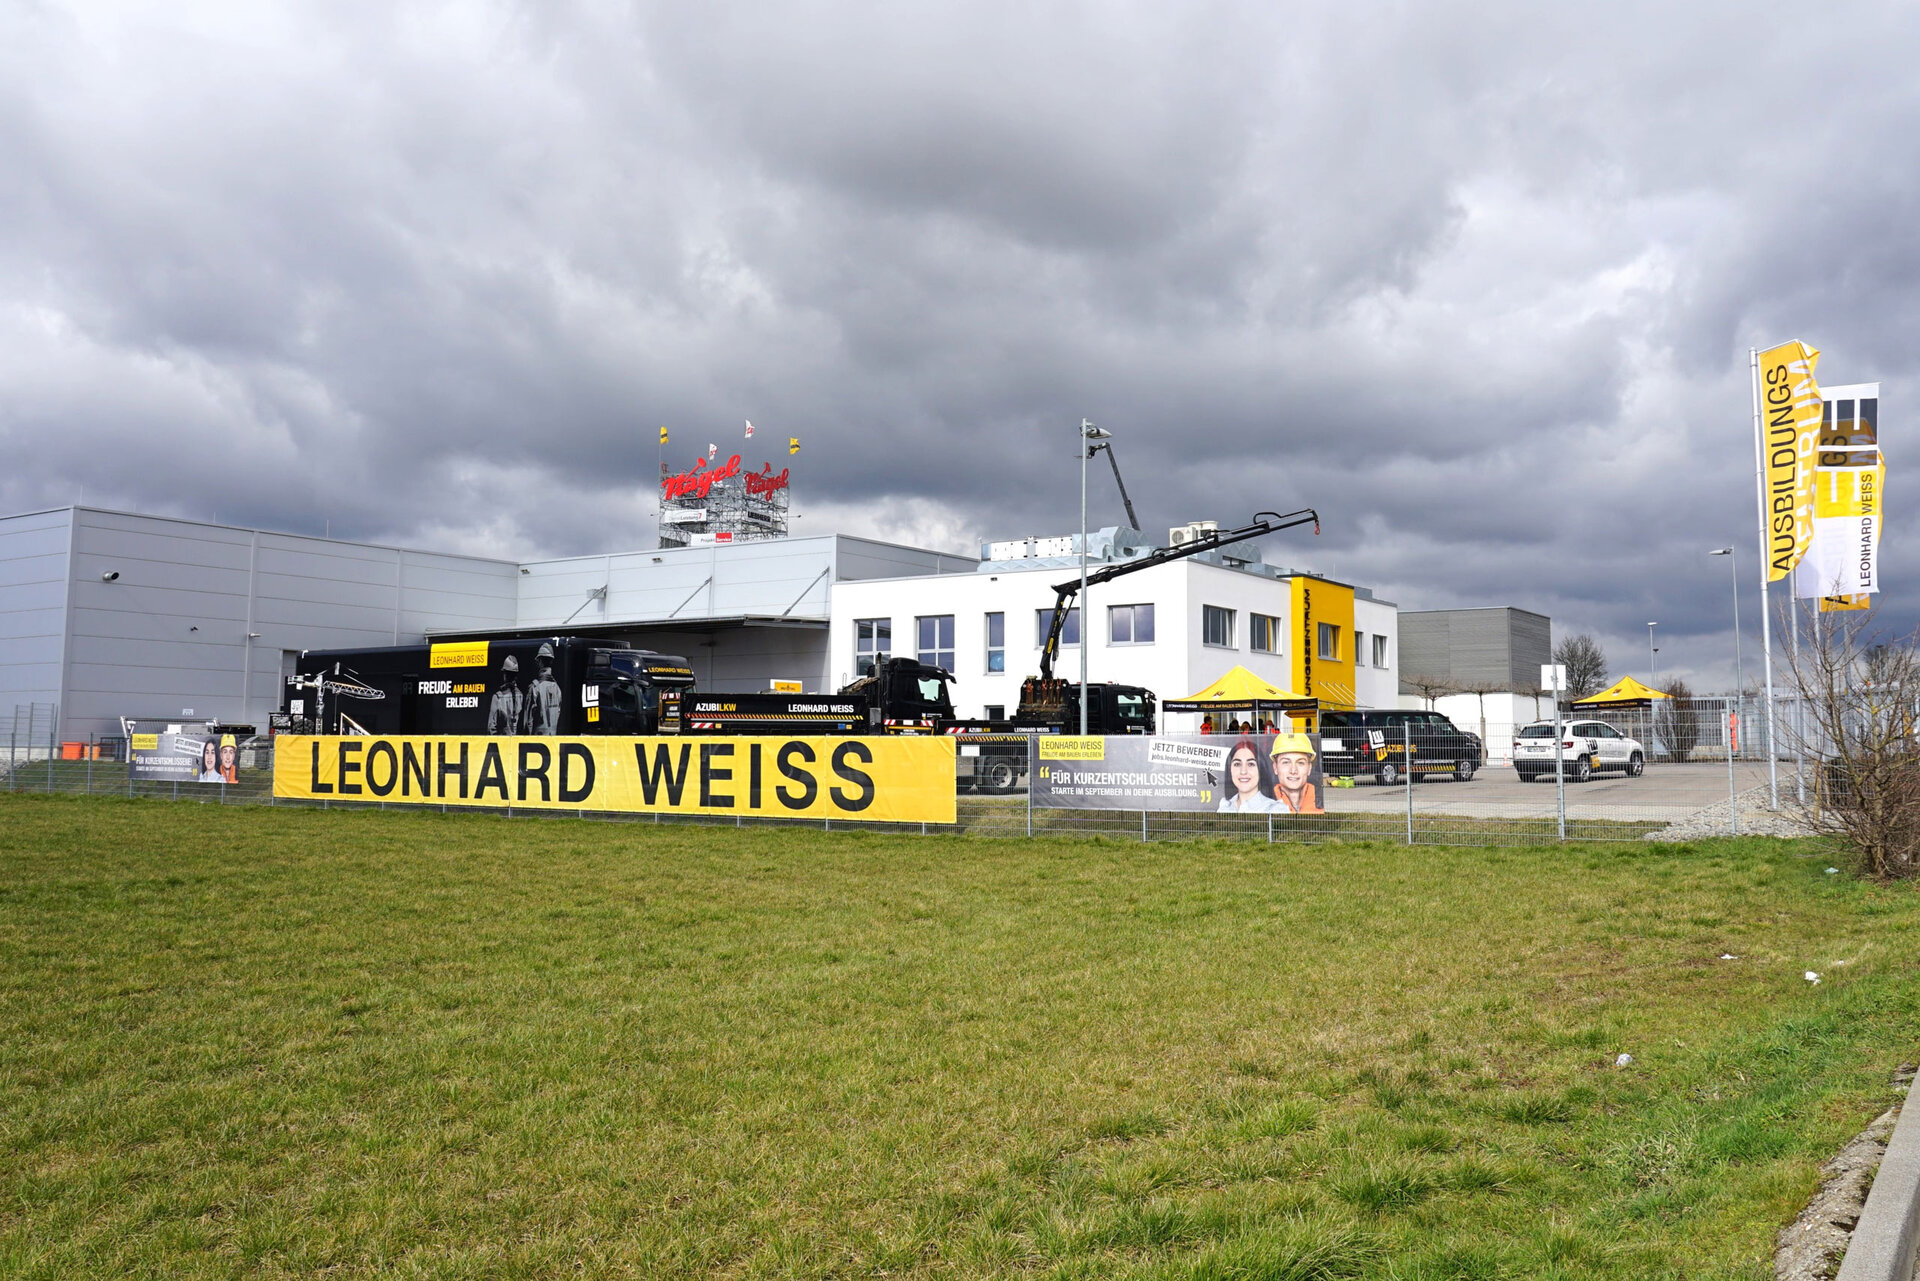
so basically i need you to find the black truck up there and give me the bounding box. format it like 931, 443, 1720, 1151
281, 637, 696, 737
683, 655, 961, 735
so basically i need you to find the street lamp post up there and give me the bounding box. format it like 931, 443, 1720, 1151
1708, 548, 1743, 697
1078, 419, 1111, 736
1647, 622, 1658, 688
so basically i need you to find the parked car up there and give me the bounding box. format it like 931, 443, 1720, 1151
1317, 709, 1486, 784
1512, 719, 1646, 782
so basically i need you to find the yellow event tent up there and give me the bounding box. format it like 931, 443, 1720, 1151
1162, 665, 1320, 730
1570, 675, 1671, 709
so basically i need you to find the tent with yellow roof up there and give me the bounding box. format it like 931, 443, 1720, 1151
1570, 675, 1671, 709
1163, 665, 1319, 730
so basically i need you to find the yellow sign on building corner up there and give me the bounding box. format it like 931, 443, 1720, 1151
1291, 577, 1356, 711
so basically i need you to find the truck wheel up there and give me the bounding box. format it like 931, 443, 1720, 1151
1454, 760, 1476, 782
983, 759, 1018, 793
1377, 761, 1401, 786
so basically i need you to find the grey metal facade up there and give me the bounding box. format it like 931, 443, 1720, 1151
1399, 607, 1552, 691
0, 506, 976, 741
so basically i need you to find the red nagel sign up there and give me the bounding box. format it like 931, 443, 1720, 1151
745, 464, 790, 497
662, 454, 742, 500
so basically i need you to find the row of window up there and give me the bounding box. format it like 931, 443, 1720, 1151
856, 608, 1391, 674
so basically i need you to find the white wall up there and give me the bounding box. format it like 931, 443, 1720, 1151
829, 559, 1399, 721
0, 508, 73, 722
1353, 596, 1400, 709
50, 508, 518, 739
1404, 691, 1555, 764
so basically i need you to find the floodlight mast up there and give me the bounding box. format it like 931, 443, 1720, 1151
1036, 508, 1321, 684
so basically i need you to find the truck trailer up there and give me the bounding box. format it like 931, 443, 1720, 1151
281, 637, 696, 738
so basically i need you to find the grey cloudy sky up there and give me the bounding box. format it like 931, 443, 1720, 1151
5, 0, 1918, 689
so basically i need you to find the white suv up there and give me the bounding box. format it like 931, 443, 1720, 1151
1512, 719, 1646, 782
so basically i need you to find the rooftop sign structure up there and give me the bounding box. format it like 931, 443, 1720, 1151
659, 455, 792, 549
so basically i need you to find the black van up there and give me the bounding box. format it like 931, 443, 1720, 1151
1317, 709, 1485, 784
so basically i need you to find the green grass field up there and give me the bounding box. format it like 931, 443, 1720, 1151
2, 794, 1917, 1279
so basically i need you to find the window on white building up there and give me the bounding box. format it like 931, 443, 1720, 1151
1109, 603, 1155, 644
917, 615, 955, 670
855, 618, 891, 676
985, 612, 1005, 673
1250, 613, 1280, 654
1372, 633, 1390, 668
1202, 605, 1235, 648
1317, 622, 1341, 661
984, 704, 1005, 721
1035, 607, 1080, 647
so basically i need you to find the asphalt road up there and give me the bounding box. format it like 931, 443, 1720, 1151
1325, 760, 1788, 820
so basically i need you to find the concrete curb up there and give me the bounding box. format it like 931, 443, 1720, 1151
1838, 1083, 1920, 1281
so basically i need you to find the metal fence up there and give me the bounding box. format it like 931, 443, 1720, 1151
2, 719, 1823, 846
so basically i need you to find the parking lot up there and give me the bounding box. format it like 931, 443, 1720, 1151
1327, 760, 1787, 822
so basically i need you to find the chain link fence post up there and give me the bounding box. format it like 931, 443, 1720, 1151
1025, 736, 1034, 838
1404, 721, 1413, 846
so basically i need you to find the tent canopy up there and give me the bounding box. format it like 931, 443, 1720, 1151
1162, 665, 1318, 716
1571, 675, 1670, 707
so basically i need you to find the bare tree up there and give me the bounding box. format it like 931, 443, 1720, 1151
1399, 673, 1456, 709
1655, 677, 1702, 761
1787, 609, 1920, 880
1553, 633, 1609, 701
1456, 680, 1505, 747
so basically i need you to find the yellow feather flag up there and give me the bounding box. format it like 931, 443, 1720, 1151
1756, 341, 1823, 581
659, 426, 669, 445
788, 436, 801, 455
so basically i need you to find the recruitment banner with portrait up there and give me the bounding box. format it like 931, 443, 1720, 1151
126, 722, 242, 784
274, 734, 956, 823
1031, 733, 1326, 815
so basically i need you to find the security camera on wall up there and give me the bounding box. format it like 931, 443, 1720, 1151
101, 570, 119, 582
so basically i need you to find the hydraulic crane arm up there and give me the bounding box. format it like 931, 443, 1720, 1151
1037, 508, 1320, 682
1095, 442, 1142, 532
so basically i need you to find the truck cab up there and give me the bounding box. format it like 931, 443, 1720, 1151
591, 647, 697, 734
837, 655, 957, 732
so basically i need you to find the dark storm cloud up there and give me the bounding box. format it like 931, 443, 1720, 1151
4, 0, 1920, 687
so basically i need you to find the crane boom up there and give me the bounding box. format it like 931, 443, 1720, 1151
1096, 442, 1142, 532
1036, 508, 1320, 682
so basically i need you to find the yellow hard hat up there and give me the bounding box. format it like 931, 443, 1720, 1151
1269, 732, 1316, 759
220, 734, 236, 748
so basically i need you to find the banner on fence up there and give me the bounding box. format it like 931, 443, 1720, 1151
128, 726, 237, 783
273, 735, 956, 823
1033, 733, 1325, 814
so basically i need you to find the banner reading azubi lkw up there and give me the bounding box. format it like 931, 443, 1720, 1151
1756, 341, 1824, 581
274, 735, 956, 823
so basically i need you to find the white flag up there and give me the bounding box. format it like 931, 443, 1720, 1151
707, 443, 718, 459
744, 419, 755, 439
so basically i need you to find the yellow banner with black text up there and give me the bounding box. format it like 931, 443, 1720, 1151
274, 735, 956, 823
1757, 340, 1824, 582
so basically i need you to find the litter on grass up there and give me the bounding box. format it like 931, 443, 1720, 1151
1806, 972, 1822, 984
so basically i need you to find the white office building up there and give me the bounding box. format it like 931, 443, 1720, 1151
829, 526, 1399, 722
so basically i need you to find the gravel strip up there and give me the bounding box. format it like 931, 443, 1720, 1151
1645, 785, 1821, 841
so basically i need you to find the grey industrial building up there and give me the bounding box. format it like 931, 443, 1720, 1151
0, 505, 971, 742
1397, 606, 1553, 693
